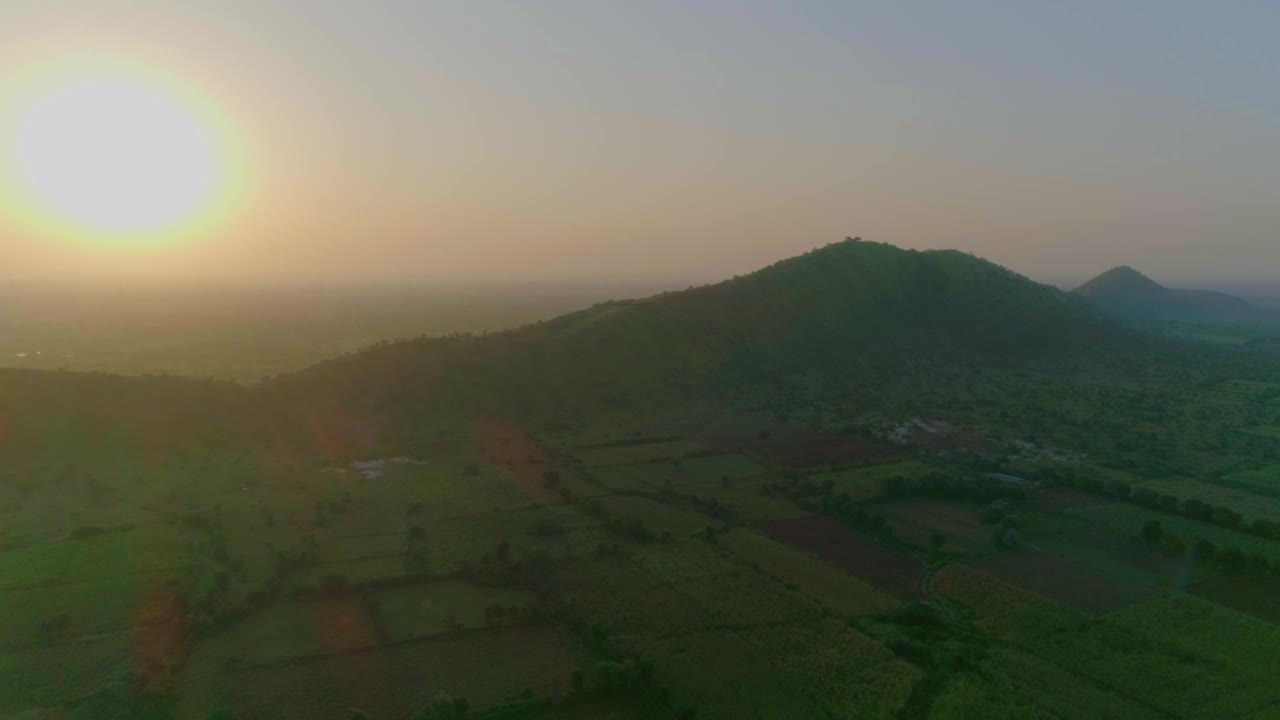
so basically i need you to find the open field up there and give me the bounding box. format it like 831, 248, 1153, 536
764, 515, 926, 599
0, 635, 134, 714
593, 494, 714, 537
1035, 613, 1278, 717
477, 420, 570, 505
874, 498, 990, 554
745, 620, 920, 720
804, 460, 937, 501
0, 572, 176, 650
589, 463, 671, 494
0, 527, 185, 590
1025, 521, 1207, 590
626, 539, 735, 582
676, 476, 811, 524
372, 581, 534, 643
934, 564, 1084, 641
929, 671, 1058, 720
180, 625, 584, 720
1070, 503, 1280, 565
571, 438, 708, 467
718, 528, 898, 615
585, 453, 765, 495
763, 435, 901, 469
674, 569, 822, 627
936, 565, 1280, 717
1216, 464, 1280, 496
559, 558, 713, 639
1131, 476, 1280, 523
642, 630, 820, 720
1187, 573, 1280, 622
207, 598, 379, 667
951, 647, 1168, 720
1029, 486, 1112, 511
976, 551, 1160, 613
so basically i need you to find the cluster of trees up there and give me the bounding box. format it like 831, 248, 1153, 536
1139, 520, 1278, 574
763, 474, 891, 538
405, 524, 430, 572
182, 513, 255, 629
687, 495, 731, 522
399, 655, 672, 720
312, 491, 356, 528
457, 540, 560, 594
580, 497, 659, 543
886, 472, 1026, 504
573, 657, 656, 699
1044, 468, 1280, 541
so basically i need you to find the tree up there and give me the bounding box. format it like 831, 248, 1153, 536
1139, 519, 1163, 545
992, 526, 1020, 548
1106, 479, 1132, 499
1210, 506, 1243, 529
1183, 498, 1213, 521
530, 518, 565, 537
1193, 538, 1217, 561
1218, 546, 1245, 569
1132, 487, 1158, 506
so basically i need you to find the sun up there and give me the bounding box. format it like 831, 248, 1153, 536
2, 60, 234, 242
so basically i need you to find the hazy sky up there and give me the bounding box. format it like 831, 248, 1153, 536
1, 1, 1277, 287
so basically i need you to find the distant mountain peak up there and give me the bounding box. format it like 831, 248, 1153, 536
1074, 266, 1169, 298
1074, 264, 1273, 327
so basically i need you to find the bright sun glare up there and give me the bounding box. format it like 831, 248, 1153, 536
3, 61, 232, 242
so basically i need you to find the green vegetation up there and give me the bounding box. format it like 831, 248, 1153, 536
6, 240, 1280, 717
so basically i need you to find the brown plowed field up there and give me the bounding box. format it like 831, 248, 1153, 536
764, 515, 924, 599
977, 551, 1158, 614
476, 419, 563, 504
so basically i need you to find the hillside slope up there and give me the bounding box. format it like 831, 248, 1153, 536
272, 239, 1133, 429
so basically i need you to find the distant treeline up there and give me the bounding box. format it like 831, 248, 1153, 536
1039, 467, 1280, 541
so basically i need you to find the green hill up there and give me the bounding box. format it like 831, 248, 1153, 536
272, 239, 1133, 429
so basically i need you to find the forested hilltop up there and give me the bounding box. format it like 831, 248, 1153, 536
270, 239, 1137, 437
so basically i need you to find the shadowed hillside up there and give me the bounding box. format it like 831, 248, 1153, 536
271, 239, 1133, 431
